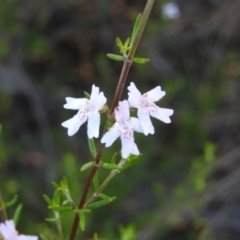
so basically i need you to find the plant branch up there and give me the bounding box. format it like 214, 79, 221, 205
84, 159, 126, 207
128, 0, 155, 59
69, 1, 155, 239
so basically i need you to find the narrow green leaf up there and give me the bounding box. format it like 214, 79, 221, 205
87, 197, 116, 209
49, 206, 72, 212
13, 204, 22, 226
93, 172, 99, 190
81, 161, 94, 172
52, 182, 59, 189
111, 152, 118, 164
88, 138, 97, 157
84, 91, 91, 99
124, 37, 130, 48
121, 155, 140, 171
43, 194, 52, 206
107, 54, 124, 61
130, 14, 142, 48
60, 176, 68, 188
115, 37, 123, 49
45, 217, 60, 222
99, 193, 111, 200
80, 212, 85, 231
53, 191, 61, 205
5, 195, 18, 207
62, 199, 69, 205
133, 57, 150, 64
0, 125, 2, 137
101, 163, 121, 170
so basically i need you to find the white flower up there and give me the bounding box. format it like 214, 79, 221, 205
128, 82, 174, 135
0, 220, 38, 240
101, 100, 144, 159
61, 85, 107, 138
162, 2, 180, 20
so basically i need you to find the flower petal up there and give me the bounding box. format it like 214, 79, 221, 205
101, 124, 120, 147
0, 220, 16, 238
150, 107, 174, 123
120, 134, 139, 158
128, 82, 141, 97
94, 92, 107, 110
63, 97, 87, 110
115, 100, 129, 121
137, 108, 154, 135
144, 86, 165, 102
87, 112, 100, 138
90, 84, 100, 101
129, 117, 144, 133
62, 115, 87, 136
0, 220, 38, 240
127, 82, 141, 107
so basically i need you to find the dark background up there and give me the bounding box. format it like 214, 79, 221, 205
1, 0, 240, 239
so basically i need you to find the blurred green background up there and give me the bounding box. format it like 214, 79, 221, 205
1, 0, 240, 239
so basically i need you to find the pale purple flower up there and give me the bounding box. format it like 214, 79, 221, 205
0, 220, 38, 240
62, 85, 107, 138
101, 100, 144, 159
162, 2, 180, 20
128, 82, 174, 135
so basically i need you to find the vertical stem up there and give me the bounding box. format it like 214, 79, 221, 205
55, 212, 64, 240
110, 60, 133, 113
128, 0, 155, 59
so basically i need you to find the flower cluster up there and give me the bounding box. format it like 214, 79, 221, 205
62, 82, 173, 158
0, 220, 38, 240
61, 85, 107, 138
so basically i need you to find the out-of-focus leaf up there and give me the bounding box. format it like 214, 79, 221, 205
107, 54, 124, 61
81, 161, 94, 172
5, 195, 17, 207
79, 212, 85, 231
133, 57, 150, 64
88, 137, 97, 157
87, 197, 116, 209
13, 204, 22, 226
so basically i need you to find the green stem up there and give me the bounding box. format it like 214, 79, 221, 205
84, 159, 126, 207
55, 211, 64, 240
128, 0, 155, 59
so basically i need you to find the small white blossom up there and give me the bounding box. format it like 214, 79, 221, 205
128, 82, 174, 135
0, 220, 38, 240
101, 100, 144, 159
162, 2, 180, 20
62, 85, 107, 138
